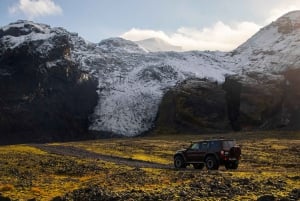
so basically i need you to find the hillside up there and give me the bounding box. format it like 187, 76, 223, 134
0, 11, 300, 142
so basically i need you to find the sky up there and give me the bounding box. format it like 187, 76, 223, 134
1, 0, 300, 51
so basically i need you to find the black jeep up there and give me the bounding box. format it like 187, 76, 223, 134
174, 139, 241, 170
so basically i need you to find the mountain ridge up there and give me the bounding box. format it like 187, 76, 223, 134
1, 11, 300, 141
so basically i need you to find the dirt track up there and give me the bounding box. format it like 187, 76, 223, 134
31, 144, 172, 169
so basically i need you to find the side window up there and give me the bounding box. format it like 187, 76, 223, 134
200, 142, 208, 151
210, 141, 220, 149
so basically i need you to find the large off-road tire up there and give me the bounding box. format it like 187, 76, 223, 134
225, 161, 239, 170
174, 155, 186, 168
205, 156, 219, 170
230, 147, 241, 158
193, 163, 204, 169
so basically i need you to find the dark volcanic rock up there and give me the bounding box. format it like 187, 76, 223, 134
224, 71, 300, 131
155, 78, 230, 134
0, 194, 11, 201
58, 185, 118, 201
257, 195, 276, 201
282, 69, 300, 129
223, 72, 286, 130
155, 70, 300, 133
0, 26, 98, 144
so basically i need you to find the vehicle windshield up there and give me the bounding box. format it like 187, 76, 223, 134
222, 140, 236, 150
190, 143, 199, 150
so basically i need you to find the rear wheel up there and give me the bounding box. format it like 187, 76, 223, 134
174, 156, 186, 168
193, 163, 204, 169
205, 156, 219, 170
225, 161, 239, 170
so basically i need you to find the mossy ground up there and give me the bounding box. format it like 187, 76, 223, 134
0, 131, 299, 200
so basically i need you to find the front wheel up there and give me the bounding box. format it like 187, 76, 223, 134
174, 156, 186, 168
205, 156, 219, 170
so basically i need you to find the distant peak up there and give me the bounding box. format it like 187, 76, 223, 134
134, 37, 182, 52
137, 37, 170, 44
140, 37, 166, 42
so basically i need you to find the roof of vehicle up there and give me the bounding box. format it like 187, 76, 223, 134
194, 139, 236, 143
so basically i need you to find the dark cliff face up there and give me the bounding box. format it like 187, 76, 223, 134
222, 76, 241, 131
0, 32, 98, 144
155, 79, 230, 134
282, 68, 300, 129
223, 73, 286, 130
223, 71, 300, 131
155, 71, 300, 134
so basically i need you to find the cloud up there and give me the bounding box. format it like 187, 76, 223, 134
9, 0, 62, 19
121, 21, 261, 51
266, 0, 300, 23
121, 1, 300, 52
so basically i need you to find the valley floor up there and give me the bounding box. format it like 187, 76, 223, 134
0, 132, 299, 200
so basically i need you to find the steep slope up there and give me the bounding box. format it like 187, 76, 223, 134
134, 37, 182, 52
231, 10, 300, 74
83, 45, 233, 136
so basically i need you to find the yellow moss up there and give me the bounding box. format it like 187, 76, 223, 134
234, 195, 258, 200
31, 187, 43, 195
0, 184, 14, 192
132, 153, 170, 164
0, 145, 47, 155
0, 132, 299, 200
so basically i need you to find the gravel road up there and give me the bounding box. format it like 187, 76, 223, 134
31, 144, 172, 169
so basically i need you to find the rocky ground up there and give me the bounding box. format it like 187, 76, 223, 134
0, 132, 299, 200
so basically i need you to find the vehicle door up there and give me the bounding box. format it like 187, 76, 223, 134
198, 141, 209, 161
185, 143, 201, 162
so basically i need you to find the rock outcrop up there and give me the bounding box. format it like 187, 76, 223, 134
224, 70, 300, 131
0, 22, 98, 144
155, 70, 300, 133
155, 78, 230, 134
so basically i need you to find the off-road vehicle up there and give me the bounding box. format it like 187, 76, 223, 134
174, 139, 241, 170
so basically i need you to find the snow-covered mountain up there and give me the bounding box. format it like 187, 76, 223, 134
134, 37, 182, 52
232, 10, 300, 74
1, 11, 300, 137
71, 37, 233, 136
